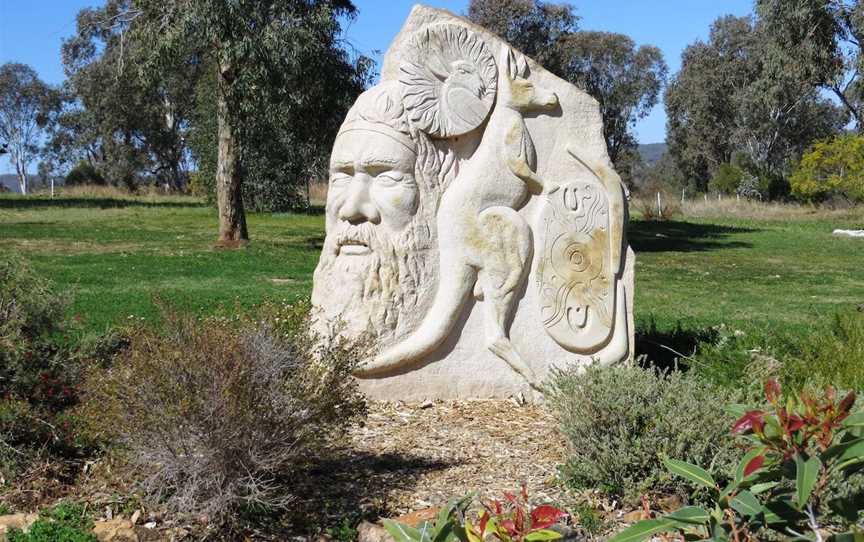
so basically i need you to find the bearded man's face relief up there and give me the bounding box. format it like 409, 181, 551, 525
312, 106, 438, 345
327, 131, 418, 242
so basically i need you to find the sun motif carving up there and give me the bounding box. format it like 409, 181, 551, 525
399, 23, 498, 139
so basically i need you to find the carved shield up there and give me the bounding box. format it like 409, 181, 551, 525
536, 179, 616, 353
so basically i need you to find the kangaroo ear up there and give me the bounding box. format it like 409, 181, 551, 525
503, 47, 518, 80
501, 47, 530, 80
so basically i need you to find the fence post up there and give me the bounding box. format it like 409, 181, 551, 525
656, 192, 662, 218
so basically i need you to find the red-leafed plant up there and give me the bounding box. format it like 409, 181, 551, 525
382, 487, 567, 542
466, 485, 567, 542
610, 379, 864, 542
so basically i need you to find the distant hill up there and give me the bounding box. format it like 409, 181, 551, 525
0, 174, 21, 193
638, 143, 667, 166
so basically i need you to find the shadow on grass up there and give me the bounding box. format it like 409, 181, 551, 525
0, 197, 207, 210
282, 451, 456, 535
635, 319, 719, 373
628, 220, 757, 253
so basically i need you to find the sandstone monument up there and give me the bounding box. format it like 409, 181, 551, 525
311, 5, 635, 400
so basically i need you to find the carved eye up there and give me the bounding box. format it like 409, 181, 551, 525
376, 171, 406, 186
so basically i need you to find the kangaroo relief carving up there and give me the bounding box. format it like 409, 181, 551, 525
355, 41, 559, 388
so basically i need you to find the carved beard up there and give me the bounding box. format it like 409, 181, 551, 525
311, 218, 436, 346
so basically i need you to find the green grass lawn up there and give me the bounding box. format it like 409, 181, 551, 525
2, 194, 863, 339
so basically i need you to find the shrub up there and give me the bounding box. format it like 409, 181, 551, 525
0, 257, 93, 477
709, 164, 745, 195
784, 310, 864, 392
64, 161, 106, 187
83, 308, 366, 527
684, 311, 864, 393
791, 134, 864, 203
547, 365, 746, 503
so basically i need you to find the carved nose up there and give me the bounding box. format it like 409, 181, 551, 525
338, 177, 380, 224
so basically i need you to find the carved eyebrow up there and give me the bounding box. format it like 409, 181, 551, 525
360, 158, 400, 167
330, 160, 353, 169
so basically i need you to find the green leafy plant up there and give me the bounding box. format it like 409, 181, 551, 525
611, 379, 864, 542
382, 489, 567, 542
382, 495, 472, 542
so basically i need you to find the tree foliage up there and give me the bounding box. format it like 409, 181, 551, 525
49, 1, 200, 191
467, 0, 579, 69
757, 0, 863, 132
557, 32, 667, 164
0, 63, 60, 195
186, 26, 373, 212
790, 134, 864, 202
665, 15, 848, 193
123, 0, 370, 240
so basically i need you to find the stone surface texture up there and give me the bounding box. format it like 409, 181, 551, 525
311, 5, 634, 400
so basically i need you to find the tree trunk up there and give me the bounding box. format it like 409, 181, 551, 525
214, 57, 248, 247
15, 151, 27, 195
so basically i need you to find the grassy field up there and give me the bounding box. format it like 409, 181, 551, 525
2, 193, 863, 341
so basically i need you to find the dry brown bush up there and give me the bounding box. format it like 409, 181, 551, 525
680, 196, 864, 221
82, 308, 366, 527
631, 193, 681, 221
307, 181, 328, 207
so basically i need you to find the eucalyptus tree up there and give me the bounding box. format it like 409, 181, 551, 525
0, 63, 60, 195
757, 0, 863, 132
54, 1, 200, 191
666, 15, 847, 193
125, 0, 365, 246
467, 0, 579, 71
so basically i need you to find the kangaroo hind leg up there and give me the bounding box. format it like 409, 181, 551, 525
477, 207, 539, 390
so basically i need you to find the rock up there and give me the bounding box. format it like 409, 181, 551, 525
658, 495, 684, 513
93, 519, 138, 541
356, 507, 440, 542
621, 510, 646, 523
357, 521, 391, 542
311, 4, 634, 401
393, 507, 440, 527
0, 514, 38, 539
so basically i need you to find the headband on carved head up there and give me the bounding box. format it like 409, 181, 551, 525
337, 82, 416, 155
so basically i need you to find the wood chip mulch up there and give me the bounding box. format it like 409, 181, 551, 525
290, 399, 576, 527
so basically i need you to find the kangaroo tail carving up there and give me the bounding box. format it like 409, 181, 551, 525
353, 262, 477, 377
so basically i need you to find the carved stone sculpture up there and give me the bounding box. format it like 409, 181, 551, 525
311, 5, 635, 400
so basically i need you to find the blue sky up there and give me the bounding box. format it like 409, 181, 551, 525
0, 0, 754, 174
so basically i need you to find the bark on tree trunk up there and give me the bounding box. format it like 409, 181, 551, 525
15, 154, 27, 195
215, 57, 248, 247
